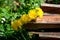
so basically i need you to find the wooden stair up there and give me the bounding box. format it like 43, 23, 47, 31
25, 13, 60, 32
25, 3, 60, 30
41, 3, 60, 14
25, 3, 60, 39
29, 32, 60, 40
30, 32, 60, 38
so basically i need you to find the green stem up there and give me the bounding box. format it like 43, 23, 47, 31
20, 30, 27, 40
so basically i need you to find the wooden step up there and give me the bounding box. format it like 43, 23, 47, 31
29, 32, 60, 40
30, 32, 60, 38
25, 14, 60, 29
36, 14, 60, 23
25, 4, 60, 31
41, 3, 60, 14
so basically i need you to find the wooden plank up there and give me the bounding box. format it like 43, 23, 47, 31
30, 32, 60, 38
24, 14, 60, 29
36, 15, 60, 23
25, 23, 60, 29
41, 3, 60, 8
41, 3, 60, 14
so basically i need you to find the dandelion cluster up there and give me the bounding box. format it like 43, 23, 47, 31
11, 7, 44, 30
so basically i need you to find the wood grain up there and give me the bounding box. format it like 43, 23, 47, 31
25, 14, 60, 29
41, 3, 60, 14
30, 32, 60, 38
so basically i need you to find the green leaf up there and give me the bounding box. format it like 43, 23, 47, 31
19, 0, 24, 3
2, 8, 8, 13
0, 24, 4, 31
6, 24, 11, 30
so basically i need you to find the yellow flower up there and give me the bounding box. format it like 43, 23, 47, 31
20, 14, 31, 24
11, 21, 18, 31
16, 19, 23, 28
28, 9, 37, 19
11, 20, 22, 31
35, 7, 44, 18
11, 7, 44, 31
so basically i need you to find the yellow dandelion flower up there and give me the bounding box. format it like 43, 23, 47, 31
16, 19, 23, 29
35, 7, 44, 18
28, 9, 37, 19
11, 20, 23, 30
20, 14, 31, 24
11, 21, 18, 31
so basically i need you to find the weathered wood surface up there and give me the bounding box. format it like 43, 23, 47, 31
25, 4, 60, 31
25, 23, 60, 29
25, 4, 60, 29
30, 32, 60, 38
25, 14, 60, 29
36, 14, 60, 23
41, 3, 60, 14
